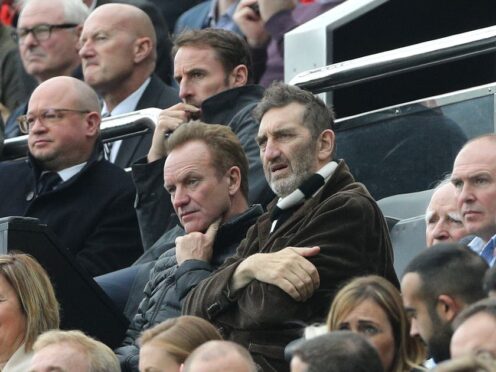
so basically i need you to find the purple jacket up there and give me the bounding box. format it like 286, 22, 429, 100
254, 0, 346, 87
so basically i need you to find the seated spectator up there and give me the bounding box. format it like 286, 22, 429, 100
115, 0, 174, 86
0, 22, 27, 120
5, 0, 88, 138
139, 315, 221, 372
327, 275, 426, 372
115, 122, 263, 371
233, 0, 345, 87
0, 253, 59, 371
133, 28, 271, 248
450, 298, 496, 359
290, 331, 385, 372
401, 243, 488, 365
426, 180, 468, 247
29, 330, 120, 372
145, 0, 204, 34
451, 134, 496, 267
182, 82, 397, 371
0, 76, 143, 276
175, 0, 241, 35
79, 3, 179, 168
182, 340, 257, 372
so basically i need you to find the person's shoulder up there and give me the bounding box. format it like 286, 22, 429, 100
0, 158, 29, 175
174, 0, 212, 33
87, 160, 134, 186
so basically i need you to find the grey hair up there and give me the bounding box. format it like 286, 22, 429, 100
19, 0, 89, 24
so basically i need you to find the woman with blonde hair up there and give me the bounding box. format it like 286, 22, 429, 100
0, 253, 59, 371
138, 315, 222, 372
327, 275, 426, 372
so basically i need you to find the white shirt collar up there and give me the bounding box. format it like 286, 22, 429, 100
101, 77, 151, 117
56, 162, 87, 182
468, 235, 496, 267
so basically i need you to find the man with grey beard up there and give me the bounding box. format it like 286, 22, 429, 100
183, 82, 398, 372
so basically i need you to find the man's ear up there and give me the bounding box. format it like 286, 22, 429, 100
436, 294, 462, 322
317, 129, 335, 161
228, 65, 248, 88
226, 166, 242, 196
133, 37, 153, 64
74, 25, 83, 43
85, 112, 100, 137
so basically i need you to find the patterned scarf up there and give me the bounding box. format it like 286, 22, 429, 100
270, 161, 338, 233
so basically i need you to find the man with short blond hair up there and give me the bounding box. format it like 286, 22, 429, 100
133, 28, 271, 249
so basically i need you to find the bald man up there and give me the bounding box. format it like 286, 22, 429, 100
451, 134, 496, 267
0, 76, 142, 276
183, 341, 258, 372
425, 181, 468, 247
79, 3, 179, 168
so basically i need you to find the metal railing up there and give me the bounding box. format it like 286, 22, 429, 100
289, 25, 496, 93
1, 108, 161, 160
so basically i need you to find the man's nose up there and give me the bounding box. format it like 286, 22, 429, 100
78, 40, 94, 58
172, 187, 189, 210
178, 79, 191, 101
432, 221, 450, 242
21, 31, 39, 47
263, 138, 281, 162
458, 183, 475, 205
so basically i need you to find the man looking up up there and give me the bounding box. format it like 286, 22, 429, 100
79, 3, 179, 168
0, 76, 143, 276
115, 122, 263, 371
401, 243, 488, 365
183, 83, 398, 371
451, 134, 496, 266
5, 0, 88, 138
134, 28, 271, 248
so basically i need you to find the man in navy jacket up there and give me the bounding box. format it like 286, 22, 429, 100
0, 76, 142, 276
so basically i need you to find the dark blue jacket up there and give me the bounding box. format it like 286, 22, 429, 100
0, 144, 143, 276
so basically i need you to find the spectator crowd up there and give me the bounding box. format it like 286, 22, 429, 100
0, 1, 495, 372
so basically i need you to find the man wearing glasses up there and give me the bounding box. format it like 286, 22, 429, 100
4, 0, 88, 138
0, 76, 143, 277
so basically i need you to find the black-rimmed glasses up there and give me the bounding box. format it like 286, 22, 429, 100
17, 108, 90, 134
12, 23, 78, 43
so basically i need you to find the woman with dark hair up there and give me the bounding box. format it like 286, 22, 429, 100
327, 275, 426, 372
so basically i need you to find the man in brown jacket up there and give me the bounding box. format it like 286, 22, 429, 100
182, 82, 398, 371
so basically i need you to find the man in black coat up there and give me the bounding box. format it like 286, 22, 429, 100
134, 28, 273, 249
0, 76, 143, 276
79, 3, 179, 168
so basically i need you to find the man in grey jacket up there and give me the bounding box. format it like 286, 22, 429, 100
115, 122, 263, 371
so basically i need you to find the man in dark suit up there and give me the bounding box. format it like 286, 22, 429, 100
0, 76, 143, 276
79, 3, 179, 168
